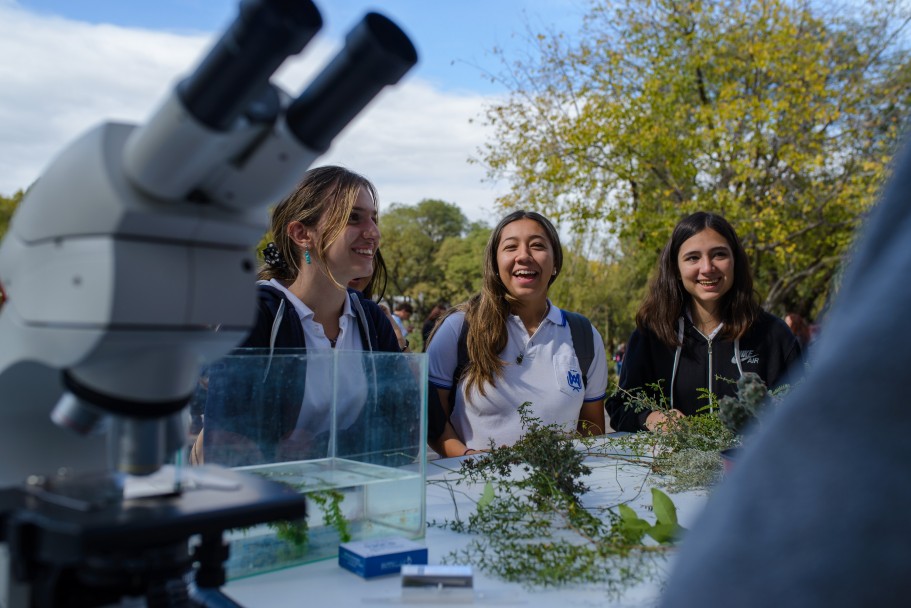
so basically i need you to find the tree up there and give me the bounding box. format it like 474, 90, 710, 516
379, 199, 469, 311
549, 241, 640, 351
480, 0, 911, 317
0, 190, 24, 241
0, 190, 25, 306
434, 221, 490, 306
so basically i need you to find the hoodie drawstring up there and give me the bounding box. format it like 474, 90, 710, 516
669, 316, 744, 410
263, 298, 286, 383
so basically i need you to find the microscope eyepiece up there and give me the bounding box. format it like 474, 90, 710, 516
178, 0, 323, 131
286, 12, 419, 152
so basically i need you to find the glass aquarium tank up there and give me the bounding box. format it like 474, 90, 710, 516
189, 349, 427, 579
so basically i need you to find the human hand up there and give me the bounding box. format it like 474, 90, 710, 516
645, 409, 684, 433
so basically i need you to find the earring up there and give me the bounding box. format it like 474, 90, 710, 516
304, 246, 312, 265
552, 269, 557, 275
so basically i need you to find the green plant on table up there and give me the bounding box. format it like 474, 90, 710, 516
717, 372, 785, 435
613, 383, 736, 492
433, 403, 683, 594
615, 373, 792, 491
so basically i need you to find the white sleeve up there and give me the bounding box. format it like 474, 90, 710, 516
584, 324, 609, 402
427, 311, 465, 389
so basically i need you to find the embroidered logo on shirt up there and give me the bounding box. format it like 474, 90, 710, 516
566, 369, 583, 392
733, 350, 759, 365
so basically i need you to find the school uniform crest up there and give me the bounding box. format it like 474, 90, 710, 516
566, 368, 583, 392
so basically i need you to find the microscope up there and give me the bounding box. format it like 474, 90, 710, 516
0, 1, 417, 605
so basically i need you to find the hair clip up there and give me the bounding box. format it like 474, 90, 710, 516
263, 242, 288, 269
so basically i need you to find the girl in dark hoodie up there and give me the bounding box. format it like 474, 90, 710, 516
606, 212, 802, 433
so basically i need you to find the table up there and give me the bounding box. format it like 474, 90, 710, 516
224, 444, 709, 607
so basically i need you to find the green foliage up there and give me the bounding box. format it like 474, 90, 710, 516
615, 374, 796, 490
662, 410, 736, 455
309, 489, 351, 542
0, 190, 24, 242
0, 190, 24, 306
716, 371, 796, 436
616, 488, 683, 544
480, 0, 911, 317
463, 402, 593, 502
717, 372, 771, 435
272, 518, 310, 548
614, 384, 736, 490
434, 221, 489, 306
379, 199, 469, 313
270, 489, 350, 550
434, 404, 679, 593
549, 234, 637, 348
658, 448, 725, 493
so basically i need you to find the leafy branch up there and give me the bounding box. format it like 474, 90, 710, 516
612, 383, 736, 492
612, 373, 795, 492
433, 403, 683, 594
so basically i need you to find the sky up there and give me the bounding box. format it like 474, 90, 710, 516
0, 0, 591, 223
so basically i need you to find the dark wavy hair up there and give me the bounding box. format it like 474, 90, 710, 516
636, 211, 760, 347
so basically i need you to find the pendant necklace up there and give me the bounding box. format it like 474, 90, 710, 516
514, 303, 550, 365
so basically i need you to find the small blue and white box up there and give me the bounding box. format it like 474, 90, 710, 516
338, 537, 428, 579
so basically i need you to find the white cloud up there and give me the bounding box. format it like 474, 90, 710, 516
318, 79, 503, 220
0, 3, 507, 223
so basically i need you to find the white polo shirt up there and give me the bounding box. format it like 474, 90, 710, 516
266, 279, 368, 435
428, 304, 608, 450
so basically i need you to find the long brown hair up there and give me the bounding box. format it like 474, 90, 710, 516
259, 165, 379, 288
442, 210, 563, 398
636, 211, 760, 347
